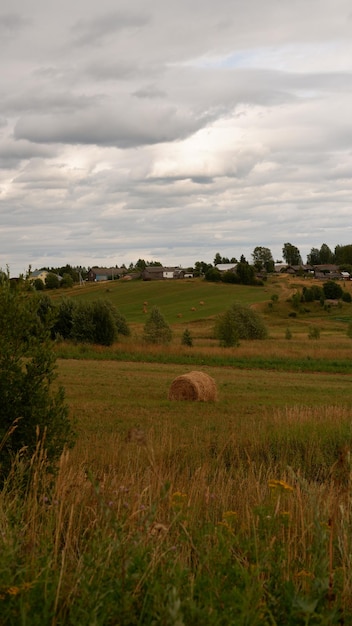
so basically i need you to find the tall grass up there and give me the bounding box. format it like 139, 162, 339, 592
1, 405, 352, 624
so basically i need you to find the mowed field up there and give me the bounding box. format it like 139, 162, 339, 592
3, 275, 352, 624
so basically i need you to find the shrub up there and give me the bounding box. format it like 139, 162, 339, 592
33, 278, 45, 291
0, 278, 75, 480
285, 328, 292, 340
45, 272, 60, 289
323, 281, 343, 300
215, 303, 267, 346
71, 300, 118, 346
181, 329, 193, 347
143, 306, 172, 344
342, 291, 352, 303
308, 325, 321, 339
52, 298, 76, 339
214, 309, 240, 347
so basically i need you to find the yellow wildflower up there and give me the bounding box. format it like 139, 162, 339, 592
268, 479, 294, 492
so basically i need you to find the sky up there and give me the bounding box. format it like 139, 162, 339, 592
1, 0, 352, 276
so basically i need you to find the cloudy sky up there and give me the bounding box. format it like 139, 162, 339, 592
1, 0, 352, 275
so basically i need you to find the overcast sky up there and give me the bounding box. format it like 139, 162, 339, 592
1, 0, 352, 275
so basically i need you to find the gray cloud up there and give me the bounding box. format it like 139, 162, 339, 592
70, 11, 150, 46
1, 0, 352, 275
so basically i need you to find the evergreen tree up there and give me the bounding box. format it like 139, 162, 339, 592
143, 306, 172, 344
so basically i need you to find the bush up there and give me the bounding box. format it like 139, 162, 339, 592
70, 300, 118, 346
181, 328, 193, 347
143, 306, 172, 344
45, 272, 60, 289
0, 278, 75, 480
215, 303, 268, 346
308, 325, 321, 339
285, 328, 292, 340
323, 281, 343, 300
214, 309, 240, 347
342, 291, 352, 303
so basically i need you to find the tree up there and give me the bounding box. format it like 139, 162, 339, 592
70, 300, 119, 346
252, 246, 274, 272
236, 258, 255, 285
194, 261, 212, 277
335, 245, 352, 266
205, 267, 221, 282
181, 329, 193, 347
0, 277, 75, 479
215, 303, 268, 346
307, 247, 320, 265
214, 308, 240, 347
45, 272, 60, 289
61, 273, 74, 289
319, 243, 334, 264
143, 306, 172, 344
282, 243, 302, 266
323, 281, 343, 300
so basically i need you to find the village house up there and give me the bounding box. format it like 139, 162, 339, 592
142, 266, 186, 280
87, 267, 126, 282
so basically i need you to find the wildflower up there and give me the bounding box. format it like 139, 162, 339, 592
223, 510, 237, 519
7, 587, 20, 596
268, 479, 294, 492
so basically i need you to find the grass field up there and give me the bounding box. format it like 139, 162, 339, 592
2, 275, 352, 624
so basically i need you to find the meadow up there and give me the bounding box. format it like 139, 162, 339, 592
2, 275, 352, 624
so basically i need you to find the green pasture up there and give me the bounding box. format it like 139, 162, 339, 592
51, 277, 273, 324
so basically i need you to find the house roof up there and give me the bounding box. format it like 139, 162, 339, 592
90, 267, 124, 277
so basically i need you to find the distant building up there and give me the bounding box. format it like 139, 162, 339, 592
142, 266, 186, 280
87, 267, 125, 282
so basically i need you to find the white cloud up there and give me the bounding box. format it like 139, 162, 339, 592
1, 0, 352, 275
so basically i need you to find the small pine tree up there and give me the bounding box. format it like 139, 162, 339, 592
143, 306, 172, 344
181, 328, 193, 347
308, 325, 320, 339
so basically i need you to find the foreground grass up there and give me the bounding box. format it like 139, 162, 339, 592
2, 358, 352, 624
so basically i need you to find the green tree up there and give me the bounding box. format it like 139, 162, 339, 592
33, 278, 45, 291
282, 243, 302, 266
205, 267, 221, 282
236, 257, 255, 285
181, 328, 193, 347
215, 303, 268, 346
0, 277, 75, 479
70, 300, 118, 346
45, 272, 60, 289
252, 246, 274, 272
214, 308, 240, 347
307, 247, 320, 265
319, 243, 334, 264
194, 261, 212, 277
323, 281, 343, 300
335, 245, 352, 265
143, 306, 172, 344
61, 273, 74, 289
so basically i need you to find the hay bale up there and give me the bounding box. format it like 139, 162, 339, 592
168, 371, 217, 402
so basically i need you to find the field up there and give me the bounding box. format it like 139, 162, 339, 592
2, 275, 352, 624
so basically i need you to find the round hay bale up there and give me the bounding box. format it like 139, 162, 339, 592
168, 371, 217, 402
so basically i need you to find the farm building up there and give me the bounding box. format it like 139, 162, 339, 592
87, 267, 126, 282
142, 266, 186, 280
29, 269, 49, 283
